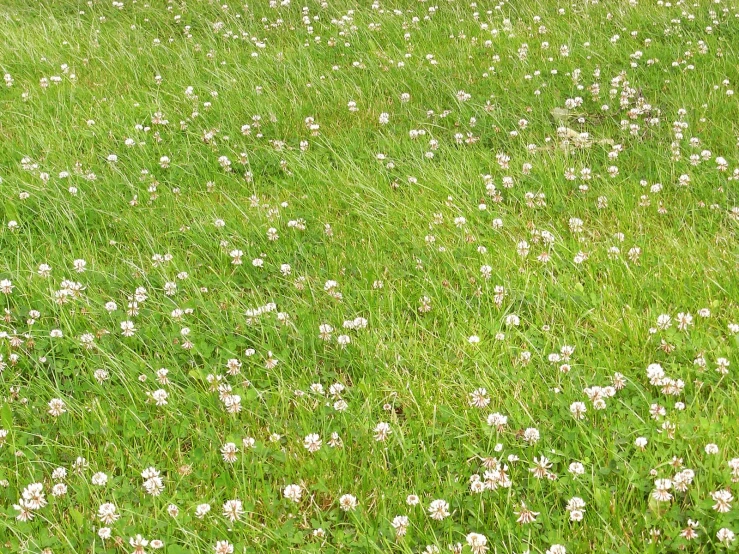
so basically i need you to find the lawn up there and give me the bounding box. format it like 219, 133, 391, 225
0, 0, 738, 552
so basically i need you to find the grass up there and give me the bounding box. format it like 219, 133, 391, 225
0, 0, 738, 552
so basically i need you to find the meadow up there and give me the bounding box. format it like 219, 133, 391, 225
0, 0, 738, 552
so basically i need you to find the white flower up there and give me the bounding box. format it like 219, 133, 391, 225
566, 497, 586, 521
339, 494, 357, 511
48, 398, 66, 417
373, 422, 391, 442
717, 528, 735, 546
656, 314, 672, 329
570, 402, 587, 420
150, 389, 168, 406
568, 462, 585, 476
120, 320, 136, 337
98, 502, 119, 524
487, 412, 508, 429
91, 472, 108, 486
505, 314, 520, 326
391, 515, 409, 536
712, 489, 733, 512
142, 467, 164, 496
0, 279, 14, 294
283, 484, 302, 502
195, 503, 211, 518
427, 499, 450, 520
222, 499, 244, 522
51, 483, 67, 496
716, 527, 734, 547
214, 541, 234, 554
522, 427, 540, 444
303, 433, 322, 453
466, 533, 488, 554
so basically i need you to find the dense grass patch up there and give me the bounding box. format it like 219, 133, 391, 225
0, 0, 738, 553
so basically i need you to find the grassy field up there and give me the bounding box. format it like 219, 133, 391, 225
1, 0, 738, 552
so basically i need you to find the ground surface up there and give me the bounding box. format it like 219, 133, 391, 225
0, 0, 738, 553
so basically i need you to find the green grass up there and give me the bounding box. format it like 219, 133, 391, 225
0, 0, 738, 552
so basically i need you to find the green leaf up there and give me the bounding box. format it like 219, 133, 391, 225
594, 488, 608, 509
0, 403, 12, 428
70, 507, 84, 528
